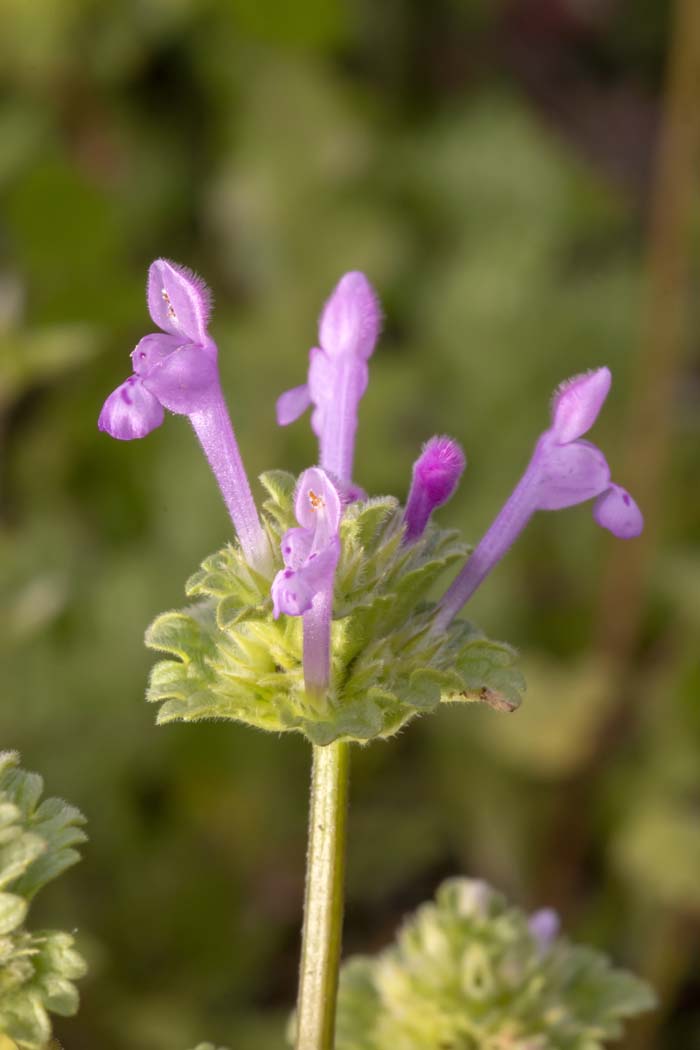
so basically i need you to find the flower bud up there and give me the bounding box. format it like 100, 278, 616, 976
404, 436, 466, 542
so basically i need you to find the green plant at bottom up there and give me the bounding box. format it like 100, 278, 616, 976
333, 878, 655, 1050
0, 752, 87, 1050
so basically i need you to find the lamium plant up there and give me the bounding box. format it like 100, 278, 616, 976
99, 261, 651, 1050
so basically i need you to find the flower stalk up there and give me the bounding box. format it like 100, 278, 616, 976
295, 739, 350, 1050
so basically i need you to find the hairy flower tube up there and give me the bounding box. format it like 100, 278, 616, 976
98, 259, 268, 570
276, 271, 381, 483
434, 367, 643, 631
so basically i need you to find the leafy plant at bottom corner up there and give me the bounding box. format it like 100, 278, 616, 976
331, 878, 656, 1050
188, 1044, 230, 1050
145, 471, 526, 746
0, 751, 87, 1050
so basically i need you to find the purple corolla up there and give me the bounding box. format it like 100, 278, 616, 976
403, 436, 466, 543
434, 368, 643, 630
272, 468, 342, 699
99, 259, 268, 571
276, 272, 381, 484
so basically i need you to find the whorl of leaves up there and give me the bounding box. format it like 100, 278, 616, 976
0, 752, 87, 1050
333, 878, 655, 1050
146, 472, 525, 745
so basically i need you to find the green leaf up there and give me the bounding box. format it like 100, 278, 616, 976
146, 486, 525, 745
0, 892, 28, 935
0, 756, 86, 1048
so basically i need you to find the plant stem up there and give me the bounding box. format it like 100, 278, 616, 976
295, 740, 350, 1050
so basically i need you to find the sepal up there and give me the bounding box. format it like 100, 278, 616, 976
146, 480, 526, 744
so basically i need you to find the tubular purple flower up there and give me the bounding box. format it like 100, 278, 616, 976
98, 259, 268, 571
403, 436, 466, 543
433, 367, 643, 630
271, 468, 342, 701
276, 272, 381, 483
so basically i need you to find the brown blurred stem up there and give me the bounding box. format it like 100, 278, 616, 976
539, 0, 700, 983
596, 0, 700, 663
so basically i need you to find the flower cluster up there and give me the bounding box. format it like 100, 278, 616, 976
332, 878, 655, 1050
100, 262, 643, 744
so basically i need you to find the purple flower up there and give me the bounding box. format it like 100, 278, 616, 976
98, 260, 216, 438
434, 367, 643, 629
272, 468, 342, 701
403, 436, 466, 543
99, 259, 268, 570
528, 908, 560, 952
276, 272, 381, 483
272, 468, 341, 620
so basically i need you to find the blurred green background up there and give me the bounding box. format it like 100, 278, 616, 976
1, 0, 698, 1047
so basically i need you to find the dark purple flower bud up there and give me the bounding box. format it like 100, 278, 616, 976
98, 376, 164, 440
404, 436, 466, 542
593, 483, 643, 538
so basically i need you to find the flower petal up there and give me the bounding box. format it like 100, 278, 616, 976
413, 436, 466, 504
142, 344, 219, 415
276, 384, 312, 426
318, 271, 381, 361
280, 526, 314, 569
271, 567, 316, 619
294, 467, 342, 533
550, 367, 611, 444
131, 332, 181, 378
98, 376, 164, 440
536, 439, 611, 510
147, 258, 212, 345
593, 484, 643, 538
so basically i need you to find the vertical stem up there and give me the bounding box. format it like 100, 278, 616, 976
295, 740, 350, 1050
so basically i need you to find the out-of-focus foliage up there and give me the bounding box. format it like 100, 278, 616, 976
1, 0, 697, 1048
0, 753, 87, 1048
334, 878, 655, 1050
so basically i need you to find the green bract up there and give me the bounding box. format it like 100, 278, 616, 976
146, 472, 525, 745
0, 752, 87, 1050
334, 878, 655, 1050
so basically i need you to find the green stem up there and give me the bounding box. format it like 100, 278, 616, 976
295, 740, 350, 1050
